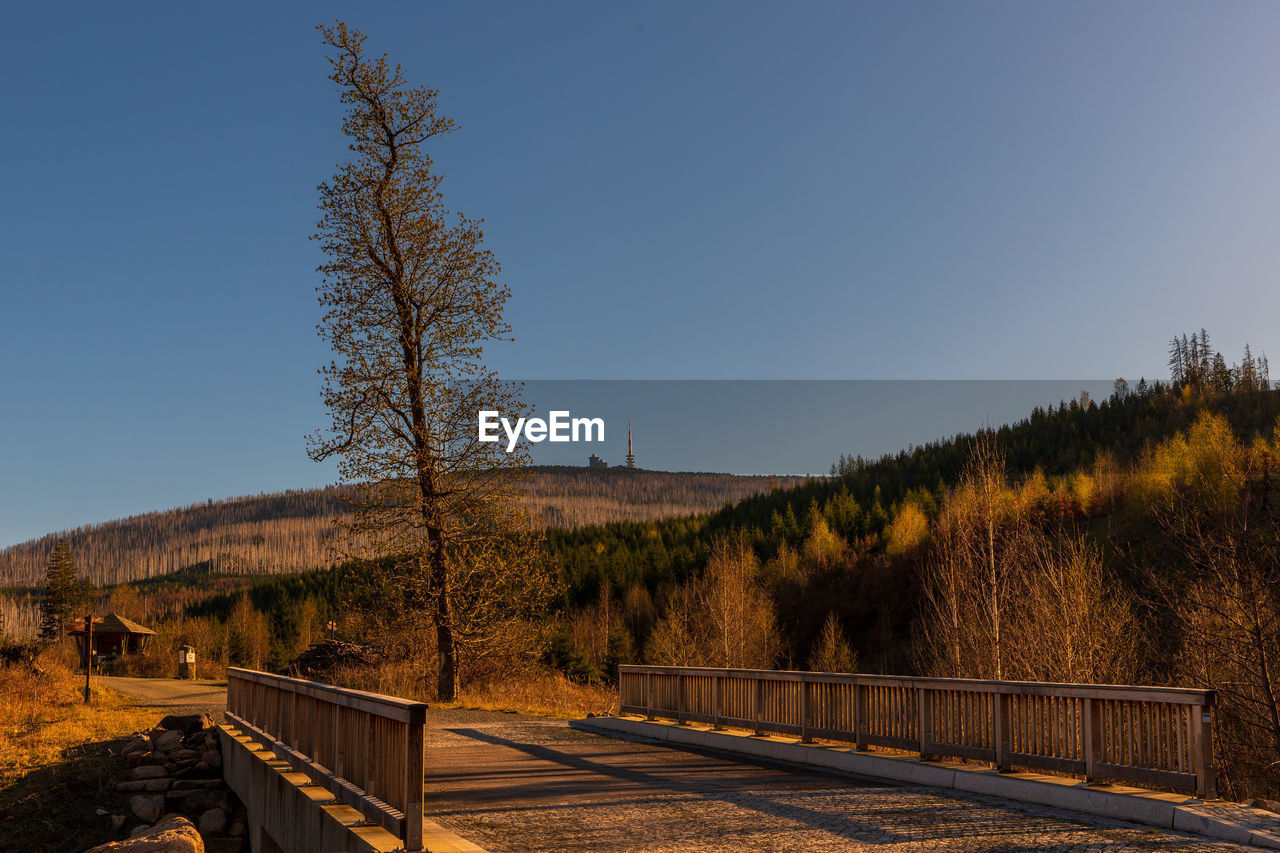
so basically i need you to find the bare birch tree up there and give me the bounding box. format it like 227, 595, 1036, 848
917, 431, 1025, 679
1146, 416, 1280, 797
308, 21, 551, 700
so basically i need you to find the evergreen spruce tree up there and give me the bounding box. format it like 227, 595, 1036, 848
38, 539, 83, 641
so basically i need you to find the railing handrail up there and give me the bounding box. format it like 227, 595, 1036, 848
227, 666, 429, 722
225, 667, 426, 850
617, 665, 1215, 706
617, 665, 1216, 798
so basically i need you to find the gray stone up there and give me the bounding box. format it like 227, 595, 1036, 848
201, 750, 222, 769
158, 713, 209, 735
198, 807, 227, 836
121, 736, 150, 757
203, 839, 244, 853
153, 729, 183, 753
1252, 798, 1280, 815
117, 778, 170, 792
132, 765, 168, 780
169, 748, 203, 762
88, 815, 203, 852
127, 824, 151, 838
110, 814, 126, 830
171, 778, 223, 790
129, 793, 164, 823
227, 821, 244, 837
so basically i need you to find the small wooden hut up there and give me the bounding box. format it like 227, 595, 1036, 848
67, 612, 157, 659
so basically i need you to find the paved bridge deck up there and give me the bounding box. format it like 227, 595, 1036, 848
424, 709, 1251, 852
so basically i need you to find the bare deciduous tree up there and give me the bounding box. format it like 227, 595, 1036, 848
917, 432, 1025, 679
646, 536, 781, 669
1005, 534, 1138, 684
307, 21, 550, 700
1147, 416, 1280, 797
808, 611, 858, 673
698, 536, 781, 669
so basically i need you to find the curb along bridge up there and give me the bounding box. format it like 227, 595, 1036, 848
216, 665, 1263, 853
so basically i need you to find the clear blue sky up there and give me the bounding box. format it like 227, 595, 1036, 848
3, 2, 1279, 547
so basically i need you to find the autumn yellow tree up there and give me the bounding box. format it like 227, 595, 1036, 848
1145, 413, 1280, 796
917, 432, 1025, 679
808, 611, 857, 673
307, 21, 551, 699
646, 536, 781, 669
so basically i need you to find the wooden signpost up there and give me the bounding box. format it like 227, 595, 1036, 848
66, 615, 104, 704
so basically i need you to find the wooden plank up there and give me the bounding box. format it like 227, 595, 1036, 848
403, 713, 424, 851
930, 742, 997, 763
225, 712, 406, 839
994, 692, 1009, 770
1195, 701, 1216, 799
800, 678, 811, 743
1083, 697, 1099, 782
615, 666, 1214, 705
1004, 751, 1086, 776
1095, 761, 1198, 793
227, 669, 427, 722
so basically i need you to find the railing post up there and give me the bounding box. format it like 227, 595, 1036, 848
645, 672, 654, 721
712, 674, 722, 730
1083, 697, 1101, 784
403, 708, 425, 851
332, 698, 341, 775
994, 691, 1010, 771
752, 674, 763, 736
1195, 695, 1216, 799
854, 681, 867, 750
677, 673, 686, 726
918, 687, 934, 761
800, 677, 812, 743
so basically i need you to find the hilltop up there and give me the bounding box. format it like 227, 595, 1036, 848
0, 467, 806, 588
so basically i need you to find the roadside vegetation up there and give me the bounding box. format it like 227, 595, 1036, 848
0, 642, 154, 781
0, 641, 160, 852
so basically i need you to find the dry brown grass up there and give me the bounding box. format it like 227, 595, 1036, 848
0, 643, 157, 782
322, 659, 617, 719
449, 671, 618, 719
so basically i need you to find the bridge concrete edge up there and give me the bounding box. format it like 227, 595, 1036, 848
572, 716, 1280, 851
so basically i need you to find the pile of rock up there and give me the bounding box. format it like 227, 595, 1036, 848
290, 638, 378, 681
95, 714, 247, 853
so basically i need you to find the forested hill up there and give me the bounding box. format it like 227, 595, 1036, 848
704, 380, 1280, 543
0, 468, 807, 588
550, 379, 1280, 612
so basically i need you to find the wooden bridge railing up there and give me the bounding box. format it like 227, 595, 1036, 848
618, 665, 1216, 798
226, 667, 426, 850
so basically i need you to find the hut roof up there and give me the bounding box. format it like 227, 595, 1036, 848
68, 613, 156, 636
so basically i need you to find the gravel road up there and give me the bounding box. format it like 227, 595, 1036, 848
424, 710, 1255, 853
97, 676, 228, 715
